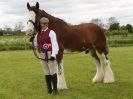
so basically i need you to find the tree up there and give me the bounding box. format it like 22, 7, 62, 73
90, 18, 104, 28
120, 25, 126, 30
108, 17, 118, 25
109, 23, 120, 31
3, 25, 12, 35
0, 28, 3, 36
125, 24, 133, 33
107, 17, 118, 29
14, 22, 24, 35
14, 22, 24, 31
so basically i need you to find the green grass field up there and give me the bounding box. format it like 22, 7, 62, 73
0, 47, 133, 99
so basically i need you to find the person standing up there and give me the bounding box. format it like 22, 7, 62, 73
35, 17, 59, 95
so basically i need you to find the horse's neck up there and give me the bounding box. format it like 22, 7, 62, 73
40, 10, 54, 22
40, 10, 69, 32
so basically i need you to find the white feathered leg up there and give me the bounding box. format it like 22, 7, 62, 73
103, 59, 115, 83
57, 62, 68, 89
96, 52, 115, 83
92, 57, 104, 83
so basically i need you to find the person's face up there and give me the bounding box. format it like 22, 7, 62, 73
41, 23, 48, 29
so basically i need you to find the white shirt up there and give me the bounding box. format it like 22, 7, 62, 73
34, 28, 59, 58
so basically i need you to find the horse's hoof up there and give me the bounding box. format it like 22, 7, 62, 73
103, 78, 115, 83
92, 73, 104, 83
92, 77, 103, 83
57, 87, 68, 90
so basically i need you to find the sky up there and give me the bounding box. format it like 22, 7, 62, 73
0, 0, 133, 30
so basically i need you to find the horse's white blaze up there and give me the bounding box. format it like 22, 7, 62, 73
26, 11, 36, 34
57, 61, 68, 90
96, 52, 115, 83
92, 57, 104, 83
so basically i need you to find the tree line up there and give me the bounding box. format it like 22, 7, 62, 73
0, 22, 25, 36
91, 17, 133, 37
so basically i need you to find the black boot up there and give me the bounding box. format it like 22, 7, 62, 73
45, 75, 52, 94
51, 73, 58, 95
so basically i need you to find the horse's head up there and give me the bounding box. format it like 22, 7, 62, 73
26, 2, 41, 35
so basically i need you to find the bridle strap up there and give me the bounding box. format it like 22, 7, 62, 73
27, 20, 36, 27
27, 19, 40, 32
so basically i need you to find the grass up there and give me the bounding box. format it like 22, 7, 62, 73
0, 36, 30, 51
0, 47, 133, 99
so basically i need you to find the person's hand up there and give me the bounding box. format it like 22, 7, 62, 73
49, 56, 56, 61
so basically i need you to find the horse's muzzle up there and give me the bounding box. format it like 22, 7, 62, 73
26, 29, 33, 36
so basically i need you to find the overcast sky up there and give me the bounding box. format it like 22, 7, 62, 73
0, 0, 133, 29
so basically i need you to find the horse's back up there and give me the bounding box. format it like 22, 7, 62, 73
73, 23, 108, 54
57, 22, 108, 54
73, 23, 106, 43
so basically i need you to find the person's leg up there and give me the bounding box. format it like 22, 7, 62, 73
48, 59, 58, 95
40, 53, 52, 94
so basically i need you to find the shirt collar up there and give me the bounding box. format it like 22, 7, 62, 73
41, 27, 48, 32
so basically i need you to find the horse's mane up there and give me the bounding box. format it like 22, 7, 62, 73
56, 18, 69, 25
40, 10, 69, 26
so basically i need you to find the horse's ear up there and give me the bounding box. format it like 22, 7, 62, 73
27, 2, 30, 10
36, 2, 39, 9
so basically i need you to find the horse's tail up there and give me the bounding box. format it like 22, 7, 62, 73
94, 28, 109, 55
100, 28, 109, 55
104, 41, 109, 55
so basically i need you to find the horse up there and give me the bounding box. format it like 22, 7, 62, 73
26, 2, 115, 89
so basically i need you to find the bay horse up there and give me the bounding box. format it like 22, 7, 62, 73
26, 2, 115, 89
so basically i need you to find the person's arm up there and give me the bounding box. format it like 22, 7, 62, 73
49, 30, 59, 58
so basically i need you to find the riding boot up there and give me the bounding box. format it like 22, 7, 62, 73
45, 75, 52, 94
51, 73, 58, 95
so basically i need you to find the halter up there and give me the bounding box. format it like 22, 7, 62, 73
27, 10, 40, 32
27, 20, 36, 27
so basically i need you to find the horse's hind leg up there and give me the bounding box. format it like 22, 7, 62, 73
90, 48, 104, 83
96, 51, 115, 83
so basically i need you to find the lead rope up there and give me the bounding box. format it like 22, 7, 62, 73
29, 31, 45, 60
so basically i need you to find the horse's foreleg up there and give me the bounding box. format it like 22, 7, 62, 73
56, 49, 68, 89
57, 61, 68, 89
92, 58, 104, 83
90, 49, 104, 83
96, 51, 115, 83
